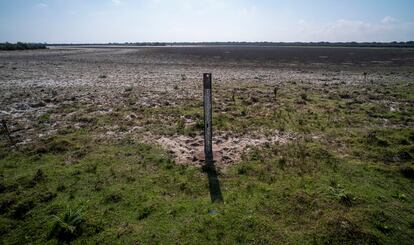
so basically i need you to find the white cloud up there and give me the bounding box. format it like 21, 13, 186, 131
277, 17, 413, 42
112, 0, 122, 6
381, 16, 397, 24
35, 3, 48, 8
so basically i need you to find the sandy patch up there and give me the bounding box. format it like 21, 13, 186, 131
144, 130, 294, 167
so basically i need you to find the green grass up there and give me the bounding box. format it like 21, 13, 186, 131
1, 79, 413, 244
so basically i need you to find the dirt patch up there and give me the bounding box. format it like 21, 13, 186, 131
144, 130, 294, 167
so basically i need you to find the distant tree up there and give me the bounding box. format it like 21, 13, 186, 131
0, 42, 47, 50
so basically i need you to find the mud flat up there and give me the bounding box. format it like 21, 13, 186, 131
1, 46, 413, 165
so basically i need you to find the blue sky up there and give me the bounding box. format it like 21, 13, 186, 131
0, 0, 413, 43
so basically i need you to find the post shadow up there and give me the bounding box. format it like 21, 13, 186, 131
203, 73, 223, 203
203, 158, 224, 203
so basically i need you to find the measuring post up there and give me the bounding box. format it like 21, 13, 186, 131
202, 73, 223, 203
203, 73, 213, 165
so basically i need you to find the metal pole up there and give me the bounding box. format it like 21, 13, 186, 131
202, 73, 223, 203
203, 73, 213, 165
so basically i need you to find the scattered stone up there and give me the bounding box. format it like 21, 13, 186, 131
29, 101, 46, 108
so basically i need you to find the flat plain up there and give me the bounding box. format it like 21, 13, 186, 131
1, 46, 413, 244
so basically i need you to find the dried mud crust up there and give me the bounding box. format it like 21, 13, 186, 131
143, 130, 294, 166
1, 47, 414, 164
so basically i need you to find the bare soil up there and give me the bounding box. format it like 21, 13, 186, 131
1, 46, 413, 166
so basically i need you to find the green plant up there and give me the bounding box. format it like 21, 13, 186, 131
300, 93, 308, 101
39, 113, 51, 123
328, 184, 355, 206
49, 206, 84, 242
176, 118, 186, 133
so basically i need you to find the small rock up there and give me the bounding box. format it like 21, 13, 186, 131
30, 101, 46, 108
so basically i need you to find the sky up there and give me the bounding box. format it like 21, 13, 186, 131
0, 0, 413, 43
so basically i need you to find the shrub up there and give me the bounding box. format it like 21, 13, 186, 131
48, 206, 84, 242
328, 184, 355, 206
0, 42, 47, 50
12, 200, 34, 219
400, 166, 414, 179
137, 206, 155, 220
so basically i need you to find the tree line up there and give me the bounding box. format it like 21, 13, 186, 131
0, 42, 47, 51
49, 41, 414, 48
